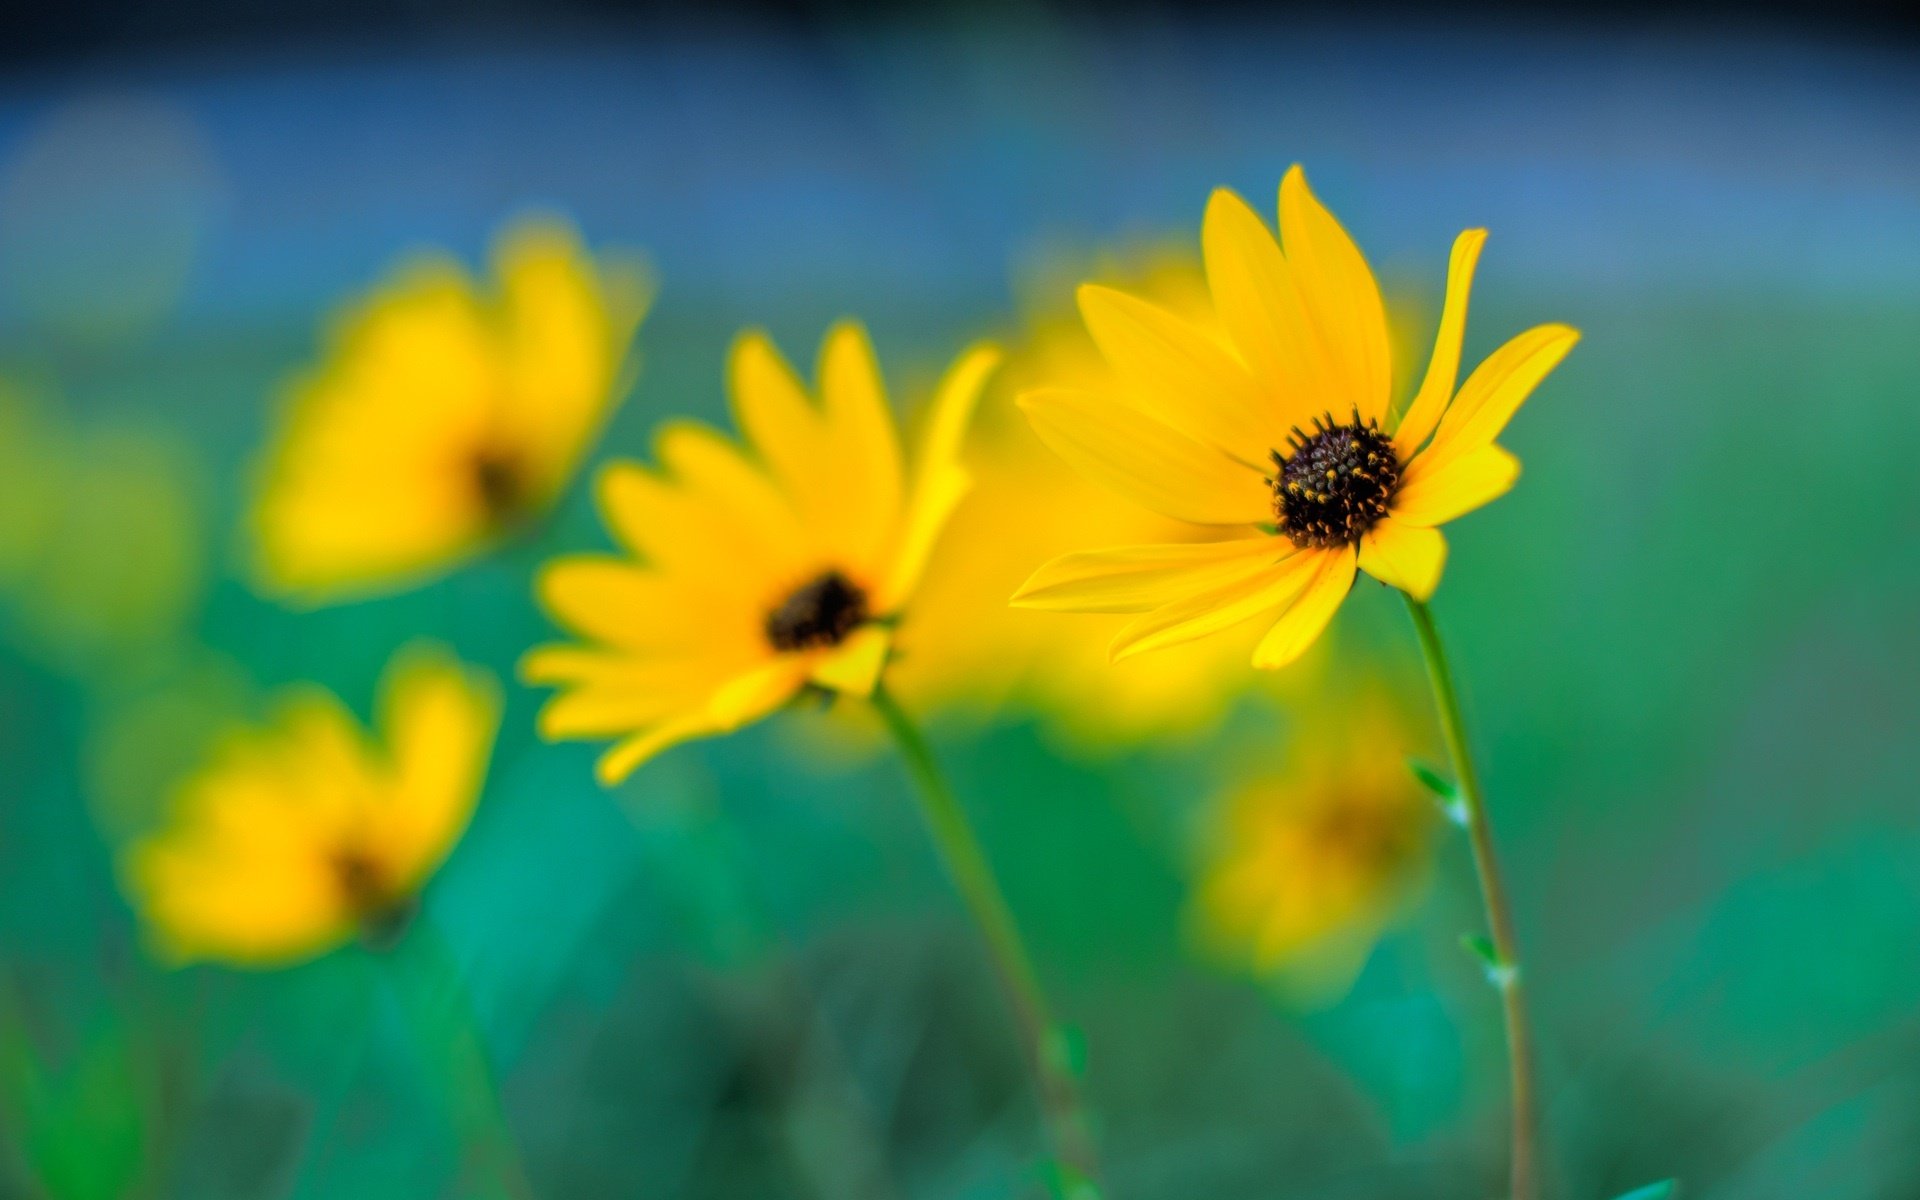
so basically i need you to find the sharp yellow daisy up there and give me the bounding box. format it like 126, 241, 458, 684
251, 218, 650, 603
1190, 689, 1433, 1003
123, 646, 499, 967
524, 322, 999, 784
1011, 166, 1578, 668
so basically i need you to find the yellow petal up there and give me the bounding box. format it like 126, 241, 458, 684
1201, 187, 1340, 424
594, 461, 784, 605
535, 554, 735, 653
377, 645, 500, 885
1392, 228, 1487, 459
879, 342, 999, 610
1356, 518, 1447, 600
1418, 324, 1579, 474
1251, 547, 1356, 669
819, 321, 906, 558
1018, 387, 1270, 526
1012, 537, 1281, 613
1077, 283, 1280, 462
491, 218, 648, 485
593, 659, 805, 784
653, 420, 808, 567
1110, 545, 1319, 661
1278, 166, 1392, 424
1393, 444, 1522, 527
810, 624, 892, 697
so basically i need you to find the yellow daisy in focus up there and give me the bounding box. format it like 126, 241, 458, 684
887, 249, 1296, 750
1012, 167, 1579, 668
524, 322, 999, 784
1190, 689, 1433, 1002
123, 646, 499, 967
251, 218, 651, 603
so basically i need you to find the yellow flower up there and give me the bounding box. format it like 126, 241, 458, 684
251, 218, 650, 603
524, 322, 999, 784
1189, 688, 1433, 1001
1012, 166, 1579, 668
889, 248, 1310, 749
123, 646, 499, 967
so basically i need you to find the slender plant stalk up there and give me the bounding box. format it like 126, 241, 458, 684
870, 683, 1102, 1194
1404, 596, 1540, 1200
389, 919, 536, 1200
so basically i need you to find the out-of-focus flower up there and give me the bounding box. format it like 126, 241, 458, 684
1013, 166, 1578, 668
887, 249, 1304, 750
1189, 686, 1434, 1002
524, 322, 997, 784
0, 385, 204, 672
122, 646, 498, 967
250, 218, 650, 603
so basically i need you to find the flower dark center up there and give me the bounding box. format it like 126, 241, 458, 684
471, 445, 531, 524
765, 571, 869, 652
1269, 412, 1400, 549
331, 847, 415, 951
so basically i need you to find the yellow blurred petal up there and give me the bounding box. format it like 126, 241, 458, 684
594, 461, 787, 608
1018, 387, 1270, 526
810, 624, 892, 697
1392, 228, 1487, 459
879, 342, 999, 610
1419, 324, 1579, 474
593, 659, 806, 784
1012, 537, 1280, 613
1077, 283, 1280, 461
819, 321, 906, 560
536, 553, 747, 654
1278, 166, 1392, 423
1250, 547, 1356, 669
1110, 546, 1319, 661
1201, 188, 1341, 425
492, 217, 646, 486
1393, 443, 1522, 528
378, 646, 499, 886
1356, 518, 1447, 601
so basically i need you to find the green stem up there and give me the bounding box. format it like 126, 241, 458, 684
870, 683, 1102, 1195
388, 920, 536, 1200
1404, 596, 1540, 1200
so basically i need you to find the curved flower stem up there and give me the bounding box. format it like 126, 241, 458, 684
870, 683, 1103, 1195
1404, 596, 1540, 1200
389, 919, 536, 1200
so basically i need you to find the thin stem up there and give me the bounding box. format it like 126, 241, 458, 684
870, 683, 1102, 1194
1404, 596, 1540, 1200
388, 919, 536, 1200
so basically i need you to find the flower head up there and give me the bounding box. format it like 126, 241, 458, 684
887, 248, 1314, 749
251, 218, 650, 603
123, 646, 499, 966
1190, 688, 1433, 1000
1012, 167, 1578, 668
524, 322, 999, 784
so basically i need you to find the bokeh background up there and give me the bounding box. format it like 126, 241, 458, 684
3, 4, 1919, 1198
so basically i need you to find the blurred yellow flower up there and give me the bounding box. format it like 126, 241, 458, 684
250, 217, 650, 603
524, 322, 998, 784
1189, 688, 1433, 1002
123, 646, 499, 967
887, 250, 1301, 749
1012, 166, 1578, 668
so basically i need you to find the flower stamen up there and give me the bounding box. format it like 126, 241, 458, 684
765, 571, 869, 652
1269, 410, 1400, 549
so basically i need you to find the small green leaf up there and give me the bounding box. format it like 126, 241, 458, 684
1459, 934, 1516, 989
1612, 1182, 1678, 1200
1408, 758, 1468, 826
